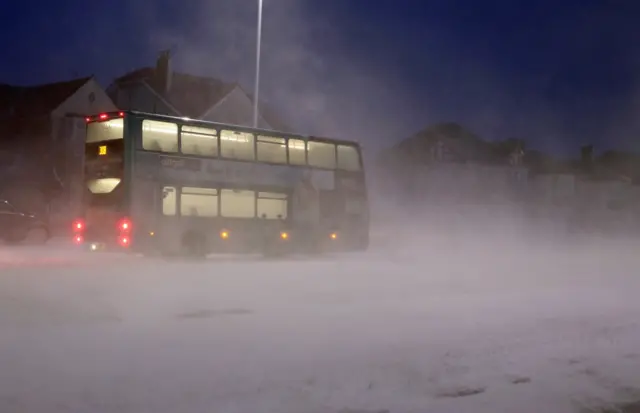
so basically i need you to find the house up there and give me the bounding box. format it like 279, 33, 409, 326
525, 145, 640, 234
107, 50, 291, 132
0, 76, 116, 222
375, 122, 528, 205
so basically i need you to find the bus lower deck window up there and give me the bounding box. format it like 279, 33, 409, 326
180, 187, 218, 217
162, 187, 177, 216
220, 189, 255, 217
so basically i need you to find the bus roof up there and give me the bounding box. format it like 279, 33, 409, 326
87, 110, 362, 148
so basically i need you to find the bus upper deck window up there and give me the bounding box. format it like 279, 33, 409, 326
288, 139, 306, 165
142, 120, 178, 153
337, 145, 361, 171
220, 130, 255, 160
257, 135, 286, 164
307, 141, 336, 169
86, 118, 123, 143
181, 126, 218, 156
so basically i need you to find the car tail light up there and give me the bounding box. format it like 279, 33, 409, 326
74, 234, 84, 244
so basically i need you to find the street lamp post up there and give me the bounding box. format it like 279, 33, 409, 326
252, 0, 263, 128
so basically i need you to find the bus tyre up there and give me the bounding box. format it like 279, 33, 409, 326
181, 232, 207, 259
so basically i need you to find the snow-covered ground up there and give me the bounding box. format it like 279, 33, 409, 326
2, 229, 640, 413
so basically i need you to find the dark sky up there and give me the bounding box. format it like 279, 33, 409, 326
1, 0, 639, 156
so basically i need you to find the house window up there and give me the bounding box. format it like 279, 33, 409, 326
180, 187, 218, 217
288, 138, 306, 165
257, 192, 288, 219
220, 189, 255, 218
142, 120, 178, 153
257, 135, 287, 164
181, 125, 218, 157
337, 144, 361, 171
307, 141, 336, 169
162, 186, 177, 216
220, 130, 255, 160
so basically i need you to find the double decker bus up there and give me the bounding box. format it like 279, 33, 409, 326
73, 111, 369, 257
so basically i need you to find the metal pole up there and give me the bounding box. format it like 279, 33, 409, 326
252, 0, 263, 128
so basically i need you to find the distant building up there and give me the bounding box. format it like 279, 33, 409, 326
107, 51, 291, 132
0, 76, 115, 223
376, 123, 528, 205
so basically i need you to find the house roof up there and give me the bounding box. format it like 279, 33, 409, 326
0, 76, 93, 142
113, 68, 291, 132
0, 76, 92, 118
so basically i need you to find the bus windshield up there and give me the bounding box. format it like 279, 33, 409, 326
87, 118, 123, 143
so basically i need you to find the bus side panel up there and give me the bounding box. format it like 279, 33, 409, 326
335, 170, 370, 251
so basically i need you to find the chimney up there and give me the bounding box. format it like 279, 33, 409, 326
155, 50, 172, 96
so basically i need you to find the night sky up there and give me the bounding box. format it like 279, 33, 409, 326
2, 0, 638, 156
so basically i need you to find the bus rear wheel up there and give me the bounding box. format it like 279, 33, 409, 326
181, 232, 207, 259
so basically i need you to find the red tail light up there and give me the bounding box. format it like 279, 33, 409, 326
118, 235, 130, 247
118, 218, 132, 232
118, 111, 125, 117
73, 219, 84, 232
74, 235, 84, 244
99, 113, 108, 120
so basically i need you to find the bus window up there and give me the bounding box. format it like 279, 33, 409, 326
307, 141, 336, 169
288, 138, 306, 165
162, 186, 177, 216
181, 126, 218, 157
220, 130, 255, 160
337, 145, 361, 171
257, 135, 286, 164
257, 192, 288, 219
85, 176, 124, 210
220, 189, 255, 218
142, 120, 178, 153
87, 178, 121, 194
180, 187, 218, 217
87, 119, 123, 143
